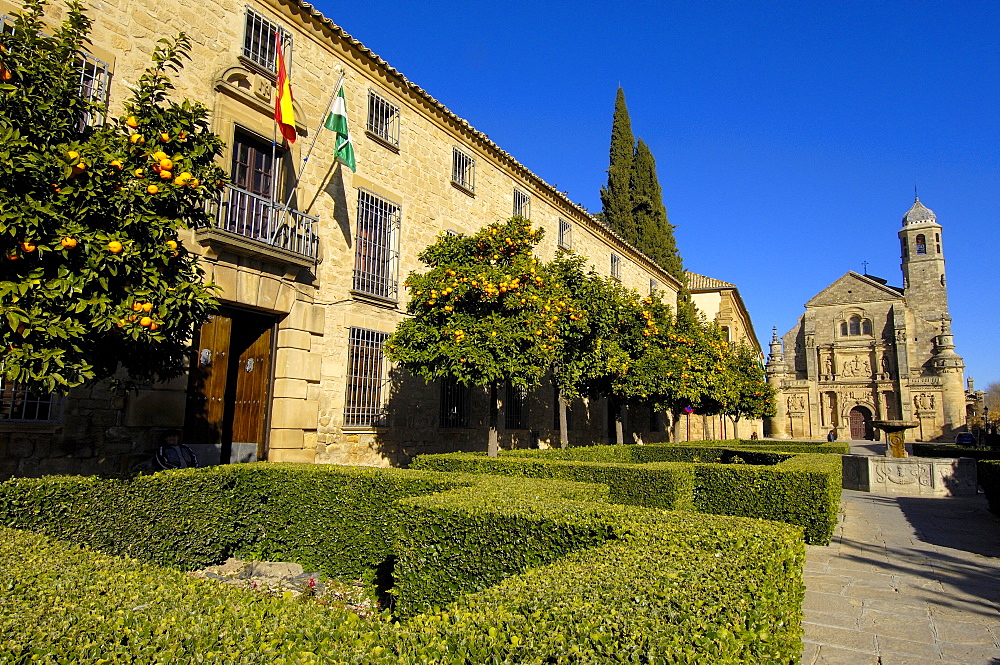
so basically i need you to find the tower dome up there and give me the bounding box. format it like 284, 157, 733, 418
902, 197, 936, 226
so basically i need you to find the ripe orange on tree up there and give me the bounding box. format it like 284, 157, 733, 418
107, 241, 123, 253
60, 237, 77, 248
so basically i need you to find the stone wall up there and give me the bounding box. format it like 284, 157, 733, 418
1, 0, 685, 473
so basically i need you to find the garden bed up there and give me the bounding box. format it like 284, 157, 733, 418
413, 441, 843, 544
0, 463, 805, 663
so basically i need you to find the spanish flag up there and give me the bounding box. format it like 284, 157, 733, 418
274, 33, 296, 143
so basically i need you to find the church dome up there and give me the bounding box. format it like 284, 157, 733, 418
902, 197, 936, 225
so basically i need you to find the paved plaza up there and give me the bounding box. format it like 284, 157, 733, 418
802, 444, 1000, 664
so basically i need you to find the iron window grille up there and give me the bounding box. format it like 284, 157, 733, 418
558, 219, 572, 250
649, 405, 662, 432
505, 383, 527, 430
367, 89, 400, 147
649, 278, 659, 295
1, 14, 110, 128
354, 188, 401, 300
513, 188, 530, 219
915, 234, 927, 255
451, 147, 475, 193
611, 253, 622, 281
439, 378, 470, 428
242, 6, 291, 74
0, 380, 64, 423
344, 327, 390, 427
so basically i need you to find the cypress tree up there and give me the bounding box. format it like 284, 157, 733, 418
631, 139, 684, 284
599, 87, 637, 245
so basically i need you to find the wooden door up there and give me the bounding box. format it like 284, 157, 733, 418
231, 326, 272, 460
185, 314, 233, 447
849, 407, 872, 440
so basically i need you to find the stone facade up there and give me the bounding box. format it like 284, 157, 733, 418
685, 272, 764, 440
0, 0, 681, 476
765, 198, 967, 442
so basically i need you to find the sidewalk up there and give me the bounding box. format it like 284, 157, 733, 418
802, 444, 1000, 664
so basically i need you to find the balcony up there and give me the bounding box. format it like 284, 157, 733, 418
197, 183, 319, 269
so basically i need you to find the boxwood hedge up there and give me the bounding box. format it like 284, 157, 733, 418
0, 464, 805, 664
413, 443, 842, 544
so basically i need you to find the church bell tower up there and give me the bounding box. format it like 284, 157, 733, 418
899, 197, 949, 324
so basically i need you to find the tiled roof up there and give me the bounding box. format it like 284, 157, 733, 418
291, 1, 679, 287
903, 197, 936, 225
685, 271, 736, 291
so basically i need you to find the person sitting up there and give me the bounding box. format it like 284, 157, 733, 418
750, 431, 759, 440
827, 430, 837, 442
154, 430, 198, 470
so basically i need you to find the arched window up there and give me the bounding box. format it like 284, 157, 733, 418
840, 322, 848, 336
849, 316, 861, 336
935, 233, 941, 253
915, 234, 927, 255
862, 319, 872, 335
900, 238, 908, 258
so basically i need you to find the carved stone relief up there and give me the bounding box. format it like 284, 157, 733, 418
841, 357, 871, 378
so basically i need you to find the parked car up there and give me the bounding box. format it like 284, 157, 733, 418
955, 432, 975, 446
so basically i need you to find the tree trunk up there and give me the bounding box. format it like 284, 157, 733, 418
615, 400, 625, 445
488, 381, 500, 457
731, 417, 740, 440
558, 391, 569, 449
672, 407, 683, 443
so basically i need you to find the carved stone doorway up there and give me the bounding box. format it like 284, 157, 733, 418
849, 406, 874, 440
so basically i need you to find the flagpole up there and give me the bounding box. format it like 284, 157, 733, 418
279, 69, 345, 215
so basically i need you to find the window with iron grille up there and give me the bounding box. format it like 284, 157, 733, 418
649, 278, 659, 295
505, 383, 527, 430
0, 380, 63, 423
557, 219, 572, 250
439, 378, 469, 428
354, 189, 401, 300
344, 327, 390, 427
610, 253, 622, 280
513, 188, 530, 219
367, 90, 400, 147
242, 6, 291, 74
649, 405, 662, 432
1, 14, 110, 128
451, 147, 475, 193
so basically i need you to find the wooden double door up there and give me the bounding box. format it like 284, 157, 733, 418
185, 309, 275, 464
849, 406, 874, 441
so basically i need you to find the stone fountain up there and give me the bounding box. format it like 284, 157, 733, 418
842, 420, 977, 496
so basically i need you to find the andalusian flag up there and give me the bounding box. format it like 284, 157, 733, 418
274, 33, 296, 143
324, 87, 356, 172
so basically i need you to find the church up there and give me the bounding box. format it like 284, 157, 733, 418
765, 198, 967, 442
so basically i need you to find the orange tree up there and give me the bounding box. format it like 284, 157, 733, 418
615, 298, 731, 440
549, 253, 662, 445
712, 341, 776, 439
385, 218, 569, 456
0, 1, 223, 393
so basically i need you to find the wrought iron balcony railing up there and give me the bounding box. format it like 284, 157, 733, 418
207, 183, 319, 261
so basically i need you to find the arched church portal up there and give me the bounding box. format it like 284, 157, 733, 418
848, 406, 874, 440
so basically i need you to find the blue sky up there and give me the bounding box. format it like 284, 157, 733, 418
316, 0, 1000, 386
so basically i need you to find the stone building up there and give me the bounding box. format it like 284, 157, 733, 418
684, 272, 764, 440
0, 0, 684, 477
765, 198, 967, 441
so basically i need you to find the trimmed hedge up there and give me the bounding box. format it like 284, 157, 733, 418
911, 443, 1000, 461
0, 465, 806, 663
414, 443, 842, 544
0, 465, 464, 577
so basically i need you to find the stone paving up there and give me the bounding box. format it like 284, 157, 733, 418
802, 444, 1000, 664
